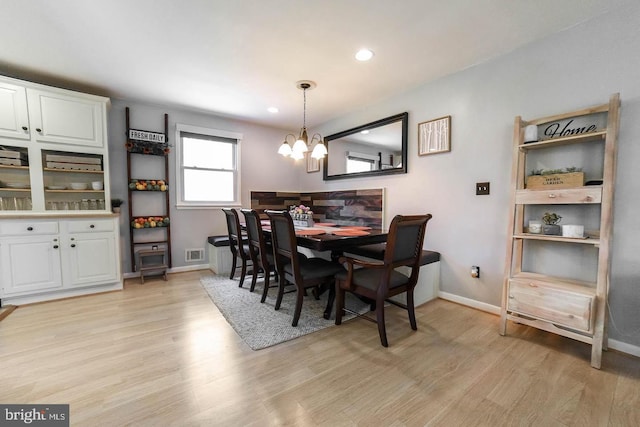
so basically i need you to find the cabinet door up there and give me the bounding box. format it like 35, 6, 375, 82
27, 88, 104, 148
64, 232, 117, 286
0, 236, 63, 295
0, 81, 30, 140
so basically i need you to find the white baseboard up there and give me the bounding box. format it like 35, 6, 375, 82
123, 264, 210, 279
438, 291, 501, 315
437, 291, 640, 359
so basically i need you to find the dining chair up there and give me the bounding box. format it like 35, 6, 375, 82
240, 208, 279, 300
265, 209, 345, 327
222, 208, 251, 288
335, 214, 432, 347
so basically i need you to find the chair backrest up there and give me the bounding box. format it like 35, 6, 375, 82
222, 208, 244, 257
265, 210, 300, 274
383, 214, 432, 272
240, 208, 267, 263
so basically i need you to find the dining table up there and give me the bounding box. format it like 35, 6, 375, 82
258, 220, 389, 319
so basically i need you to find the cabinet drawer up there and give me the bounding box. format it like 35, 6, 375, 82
65, 219, 114, 233
0, 221, 58, 235
507, 279, 595, 332
515, 187, 602, 205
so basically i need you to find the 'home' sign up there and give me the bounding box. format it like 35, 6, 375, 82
537, 112, 606, 141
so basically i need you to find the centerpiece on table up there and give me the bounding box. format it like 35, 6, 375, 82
290, 204, 314, 227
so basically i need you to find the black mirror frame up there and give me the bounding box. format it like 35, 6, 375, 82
322, 112, 408, 181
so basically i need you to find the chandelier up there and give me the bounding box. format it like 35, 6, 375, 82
278, 80, 327, 160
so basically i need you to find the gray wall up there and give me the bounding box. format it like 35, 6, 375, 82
296, 3, 640, 348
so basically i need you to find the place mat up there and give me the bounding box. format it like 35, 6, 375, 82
333, 230, 370, 236
340, 226, 372, 230
295, 228, 326, 236
314, 222, 336, 227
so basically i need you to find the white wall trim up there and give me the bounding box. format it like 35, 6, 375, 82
436, 292, 640, 359
123, 264, 209, 279
438, 291, 501, 315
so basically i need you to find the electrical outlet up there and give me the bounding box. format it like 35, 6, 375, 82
471, 266, 480, 278
476, 182, 490, 195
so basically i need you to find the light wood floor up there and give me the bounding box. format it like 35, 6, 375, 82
1, 271, 639, 426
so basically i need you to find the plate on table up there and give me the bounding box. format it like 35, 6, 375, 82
314, 222, 336, 227
340, 226, 372, 231
295, 228, 326, 236
333, 229, 370, 236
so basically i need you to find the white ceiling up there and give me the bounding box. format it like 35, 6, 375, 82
0, 0, 625, 130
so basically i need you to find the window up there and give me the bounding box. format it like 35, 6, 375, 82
175, 124, 242, 208
346, 151, 377, 173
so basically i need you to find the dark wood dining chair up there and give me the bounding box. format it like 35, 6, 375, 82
222, 208, 251, 288
335, 214, 432, 347
240, 208, 279, 300
265, 210, 345, 327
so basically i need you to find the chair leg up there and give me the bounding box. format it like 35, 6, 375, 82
249, 265, 259, 292
229, 255, 237, 280
323, 281, 335, 320
407, 289, 417, 331
275, 276, 286, 310
292, 288, 305, 327
260, 270, 271, 303
376, 296, 389, 347
238, 257, 247, 287
335, 283, 345, 325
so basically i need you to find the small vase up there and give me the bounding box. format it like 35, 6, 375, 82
542, 224, 561, 235
113, 207, 121, 213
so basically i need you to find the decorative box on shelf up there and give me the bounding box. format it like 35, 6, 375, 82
526, 171, 584, 190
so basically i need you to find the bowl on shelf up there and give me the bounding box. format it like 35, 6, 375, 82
69, 182, 88, 190
46, 185, 67, 190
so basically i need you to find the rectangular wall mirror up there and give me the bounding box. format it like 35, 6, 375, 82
323, 112, 408, 181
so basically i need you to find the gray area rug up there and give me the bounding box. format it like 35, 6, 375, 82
200, 274, 369, 350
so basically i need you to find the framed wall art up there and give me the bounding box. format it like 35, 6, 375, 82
306, 153, 320, 173
418, 115, 451, 156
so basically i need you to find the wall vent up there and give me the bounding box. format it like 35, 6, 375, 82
185, 248, 205, 262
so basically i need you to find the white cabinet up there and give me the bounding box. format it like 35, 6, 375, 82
27, 88, 105, 148
0, 216, 122, 305
0, 80, 30, 140
0, 235, 63, 295
0, 74, 111, 215
63, 219, 118, 287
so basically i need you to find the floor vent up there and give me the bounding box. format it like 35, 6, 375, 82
185, 248, 205, 262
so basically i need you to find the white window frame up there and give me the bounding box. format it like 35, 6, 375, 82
175, 123, 242, 209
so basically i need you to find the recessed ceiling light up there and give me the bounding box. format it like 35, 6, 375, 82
355, 49, 374, 61
267, 107, 279, 113
360, 130, 370, 134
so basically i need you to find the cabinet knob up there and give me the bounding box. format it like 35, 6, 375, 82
36, 128, 42, 133
70, 244, 76, 248
585, 196, 593, 202
22, 126, 28, 131
528, 282, 538, 287
548, 194, 557, 198
27, 226, 33, 231
90, 224, 95, 228
53, 245, 59, 249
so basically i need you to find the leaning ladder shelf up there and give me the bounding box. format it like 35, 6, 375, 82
126, 107, 172, 272
499, 93, 620, 369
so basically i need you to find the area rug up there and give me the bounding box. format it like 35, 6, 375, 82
200, 274, 369, 350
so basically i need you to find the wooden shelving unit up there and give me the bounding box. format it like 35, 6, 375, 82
126, 107, 172, 272
500, 93, 620, 369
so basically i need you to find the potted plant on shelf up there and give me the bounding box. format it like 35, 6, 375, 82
111, 198, 124, 213
542, 212, 562, 235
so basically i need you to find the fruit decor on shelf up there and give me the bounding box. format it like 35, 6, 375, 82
131, 216, 170, 229
125, 140, 170, 156
129, 179, 168, 191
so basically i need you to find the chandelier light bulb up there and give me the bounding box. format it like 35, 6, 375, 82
311, 141, 327, 159
278, 141, 292, 156
291, 150, 305, 160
